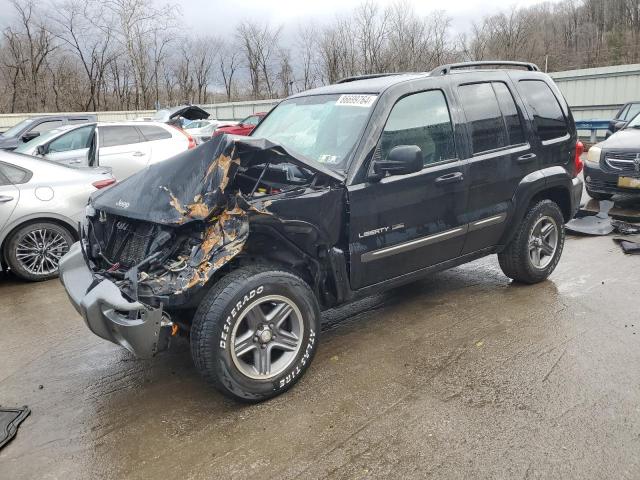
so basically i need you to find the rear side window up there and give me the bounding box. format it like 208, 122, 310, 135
138, 125, 172, 141
458, 83, 507, 154
0, 162, 31, 184
100, 126, 142, 147
518, 80, 568, 141
379, 89, 456, 166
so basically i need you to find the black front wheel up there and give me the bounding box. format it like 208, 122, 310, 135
191, 265, 320, 402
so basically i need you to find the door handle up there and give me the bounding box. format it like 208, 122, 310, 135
435, 172, 464, 184
516, 153, 537, 163
0, 195, 14, 203
132, 151, 146, 157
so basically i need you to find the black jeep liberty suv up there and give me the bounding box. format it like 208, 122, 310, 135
60, 61, 583, 402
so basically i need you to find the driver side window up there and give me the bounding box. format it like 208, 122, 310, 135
378, 90, 456, 166
48, 126, 93, 153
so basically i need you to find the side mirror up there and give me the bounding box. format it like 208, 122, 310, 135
613, 120, 627, 132
21, 131, 39, 142
36, 145, 46, 156
371, 145, 423, 180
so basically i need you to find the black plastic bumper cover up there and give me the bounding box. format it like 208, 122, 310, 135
59, 242, 170, 358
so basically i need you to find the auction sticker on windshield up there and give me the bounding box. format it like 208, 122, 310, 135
336, 94, 377, 107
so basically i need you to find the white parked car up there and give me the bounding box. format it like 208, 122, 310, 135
14, 122, 195, 180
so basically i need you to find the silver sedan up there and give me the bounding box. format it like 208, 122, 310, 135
0, 150, 115, 281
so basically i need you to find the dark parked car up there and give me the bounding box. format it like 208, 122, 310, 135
606, 101, 640, 138
213, 112, 266, 137
585, 111, 640, 199
59, 61, 583, 402
0, 114, 97, 151
152, 104, 210, 128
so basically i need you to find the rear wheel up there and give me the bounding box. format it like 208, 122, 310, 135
585, 187, 613, 201
498, 200, 565, 284
5, 222, 74, 281
191, 265, 320, 402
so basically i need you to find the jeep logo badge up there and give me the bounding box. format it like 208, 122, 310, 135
116, 199, 130, 209
635, 153, 640, 173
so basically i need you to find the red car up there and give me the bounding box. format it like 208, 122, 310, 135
213, 112, 266, 137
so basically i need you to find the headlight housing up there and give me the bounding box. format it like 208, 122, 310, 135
586, 145, 602, 167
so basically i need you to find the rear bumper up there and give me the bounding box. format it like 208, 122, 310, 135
570, 176, 583, 216
59, 242, 171, 358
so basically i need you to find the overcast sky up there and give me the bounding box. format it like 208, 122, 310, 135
180, 0, 561, 37
0, 0, 562, 37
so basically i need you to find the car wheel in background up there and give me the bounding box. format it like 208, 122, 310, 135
5, 222, 74, 282
498, 200, 565, 284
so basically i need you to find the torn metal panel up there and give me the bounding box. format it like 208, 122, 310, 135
85, 135, 343, 300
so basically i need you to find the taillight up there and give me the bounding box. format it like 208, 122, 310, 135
93, 178, 116, 189
574, 140, 584, 177
169, 125, 197, 149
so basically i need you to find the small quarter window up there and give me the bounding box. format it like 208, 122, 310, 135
0, 162, 31, 184
518, 80, 568, 141
379, 90, 456, 166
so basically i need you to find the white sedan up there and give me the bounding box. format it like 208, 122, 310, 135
15, 122, 195, 180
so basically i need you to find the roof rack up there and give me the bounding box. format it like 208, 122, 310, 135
336, 73, 406, 84
430, 61, 539, 76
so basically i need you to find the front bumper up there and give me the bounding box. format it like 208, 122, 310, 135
59, 242, 171, 358
584, 163, 640, 196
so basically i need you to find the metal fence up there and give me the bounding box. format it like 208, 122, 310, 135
0, 99, 281, 130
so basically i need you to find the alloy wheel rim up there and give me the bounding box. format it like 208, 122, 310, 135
15, 228, 69, 276
230, 295, 304, 380
528, 216, 558, 269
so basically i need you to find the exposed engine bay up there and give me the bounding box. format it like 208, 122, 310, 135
81, 135, 343, 307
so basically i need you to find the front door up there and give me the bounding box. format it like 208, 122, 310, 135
44, 125, 95, 166
348, 89, 468, 289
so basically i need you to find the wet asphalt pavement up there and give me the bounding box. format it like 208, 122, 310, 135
0, 234, 639, 479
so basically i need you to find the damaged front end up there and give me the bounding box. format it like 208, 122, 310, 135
60, 135, 345, 357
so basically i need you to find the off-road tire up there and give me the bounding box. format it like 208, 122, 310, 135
498, 200, 565, 284
191, 265, 320, 402
585, 187, 613, 201
5, 221, 74, 282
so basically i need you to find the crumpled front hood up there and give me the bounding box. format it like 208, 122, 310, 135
91, 134, 344, 225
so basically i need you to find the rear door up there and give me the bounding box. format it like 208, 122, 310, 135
348, 88, 468, 289
97, 125, 151, 179
455, 80, 537, 253
515, 78, 574, 173
0, 163, 23, 232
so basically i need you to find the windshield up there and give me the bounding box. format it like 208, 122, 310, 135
250, 93, 376, 171
626, 111, 640, 128
14, 127, 70, 153
2, 119, 35, 138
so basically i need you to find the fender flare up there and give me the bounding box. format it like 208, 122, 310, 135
498, 167, 574, 248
